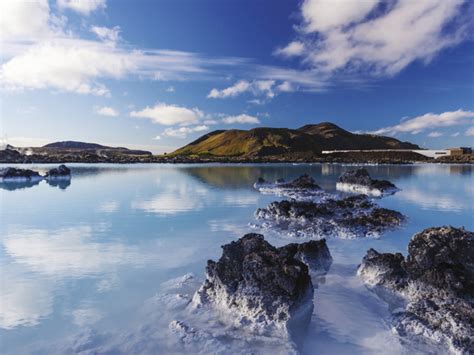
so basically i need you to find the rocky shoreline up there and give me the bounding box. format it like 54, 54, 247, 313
1, 147, 473, 164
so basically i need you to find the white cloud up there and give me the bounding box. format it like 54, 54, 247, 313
465, 127, 474, 136
222, 114, 260, 125
281, 0, 471, 77
57, 0, 106, 15
451, 132, 460, 137
91, 26, 120, 44
427, 131, 443, 138
1, 39, 135, 96
162, 125, 209, 139
166, 86, 175, 92
96, 106, 119, 117
207, 80, 251, 98
274, 41, 305, 57
276, 81, 294, 92
154, 135, 161, 140
372, 110, 474, 136
208, 79, 296, 100
130, 103, 203, 126
0, 0, 61, 42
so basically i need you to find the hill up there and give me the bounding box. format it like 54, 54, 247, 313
44, 141, 108, 149
40, 141, 151, 156
172, 122, 419, 157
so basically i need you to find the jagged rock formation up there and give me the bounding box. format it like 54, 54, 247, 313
358, 226, 474, 353
0, 167, 42, 182
337, 168, 398, 196
255, 195, 404, 239
45, 164, 71, 179
254, 174, 324, 200
193, 234, 331, 336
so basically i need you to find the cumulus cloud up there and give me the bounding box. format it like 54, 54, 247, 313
91, 26, 120, 44
207, 80, 251, 98
0, 0, 58, 42
95, 106, 119, 117
162, 125, 209, 139
0, 2, 247, 96
465, 127, 474, 136
130, 103, 204, 126
280, 0, 472, 77
427, 131, 443, 138
208, 79, 297, 100
222, 114, 260, 125
166, 86, 175, 92
57, 0, 106, 15
372, 110, 474, 136
274, 41, 305, 57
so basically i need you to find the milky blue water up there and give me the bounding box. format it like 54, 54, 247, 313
1, 163, 473, 354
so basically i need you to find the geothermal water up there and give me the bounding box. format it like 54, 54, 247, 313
1, 163, 472, 354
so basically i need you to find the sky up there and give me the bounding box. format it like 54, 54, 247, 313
1, 0, 474, 153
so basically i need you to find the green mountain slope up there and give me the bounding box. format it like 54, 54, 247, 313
172, 122, 419, 157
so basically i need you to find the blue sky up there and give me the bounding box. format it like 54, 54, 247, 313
1, 0, 474, 153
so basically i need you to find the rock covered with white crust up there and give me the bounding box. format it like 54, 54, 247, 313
337, 168, 398, 196
193, 234, 329, 336
358, 226, 474, 353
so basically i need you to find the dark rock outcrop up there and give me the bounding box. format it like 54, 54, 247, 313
337, 168, 398, 196
254, 174, 322, 200
0, 167, 42, 181
358, 226, 474, 353
193, 234, 325, 336
279, 174, 321, 190
279, 239, 333, 276
45, 164, 71, 179
255, 195, 404, 239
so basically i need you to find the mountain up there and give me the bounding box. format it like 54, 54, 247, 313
172, 122, 420, 157
41, 141, 151, 155
44, 141, 108, 149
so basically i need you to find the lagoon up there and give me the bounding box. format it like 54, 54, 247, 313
1, 163, 473, 354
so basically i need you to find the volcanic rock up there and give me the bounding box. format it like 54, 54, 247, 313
358, 226, 474, 353
255, 195, 404, 239
337, 168, 398, 196
192, 234, 318, 336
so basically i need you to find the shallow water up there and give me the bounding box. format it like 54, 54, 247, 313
1, 163, 473, 354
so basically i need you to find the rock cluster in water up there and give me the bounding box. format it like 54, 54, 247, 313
358, 226, 474, 353
254, 174, 323, 200
0, 165, 72, 190
336, 168, 398, 196
0, 167, 42, 182
45, 164, 71, 179
193, 233, 332, 336
256, 194, 404, 239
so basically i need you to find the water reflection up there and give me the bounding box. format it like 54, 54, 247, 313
0, 163, 472, 354
0, 180, 42, 191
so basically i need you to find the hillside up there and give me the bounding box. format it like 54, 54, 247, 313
172, 122, 419, 157
39, 141, 151, 156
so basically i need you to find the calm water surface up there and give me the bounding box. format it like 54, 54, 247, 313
1, 163, 473, 354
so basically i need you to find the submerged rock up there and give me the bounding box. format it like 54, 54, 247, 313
254, 174, 323, 200
0, 167, 43, 183
193, 234, 319, 336
336, 168, 398, 196
45, 164, 71, 179
358, 226, 474, 353
255, 195, 404, 239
